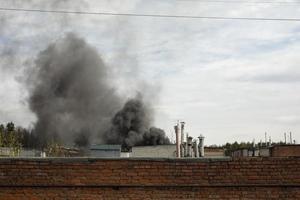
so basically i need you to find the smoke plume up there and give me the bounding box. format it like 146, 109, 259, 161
103, 97, 171, 150
27, 33, 121, 148
27, 33, 170, 149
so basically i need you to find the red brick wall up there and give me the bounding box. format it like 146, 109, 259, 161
0, 157, 299, 199
271, 145, 300, 157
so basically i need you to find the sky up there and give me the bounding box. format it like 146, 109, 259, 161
0, 0, 300, 145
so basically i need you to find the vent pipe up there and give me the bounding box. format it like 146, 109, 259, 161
290, 132, 292, 144
185, 133, 189, 157
198, 135, 205, 157
174, 123, 180, 158
180, 122, 185, 145
187, 136, 193, 157
193, 140, 199, 157
265, 132, 267, 147
180, 122, 185, 157
284, 132, 286, 144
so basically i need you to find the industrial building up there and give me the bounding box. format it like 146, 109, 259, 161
89, 144, 121, 157
131, 145, 225, 158
231, 144, 300, 158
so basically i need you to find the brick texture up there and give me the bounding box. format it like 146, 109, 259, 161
0, 157, 299, 199
271, 145, 300, 157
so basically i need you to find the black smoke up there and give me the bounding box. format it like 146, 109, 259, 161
27, 33, 170, 149
103, 98, 171, 151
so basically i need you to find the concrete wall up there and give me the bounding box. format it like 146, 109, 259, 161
131, 145, 176, 157
131, 145, 225, 158
0, 157, 299, 199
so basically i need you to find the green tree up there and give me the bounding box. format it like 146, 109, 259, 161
0, 124, 4, 147
5, 122, 22, 156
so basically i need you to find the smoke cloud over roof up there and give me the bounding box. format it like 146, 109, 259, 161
103, 97, 170, 150
27, 33, 170, 149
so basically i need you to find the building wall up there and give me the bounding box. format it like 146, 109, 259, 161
131, 145, 225, 158
204, 147, 225, 157
0, 157, 299, 199
259, 148, 270, 157
89, 150, 120, 158
131, 145, 176, 157
271, 145, 300, 157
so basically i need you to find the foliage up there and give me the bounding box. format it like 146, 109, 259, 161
0, 122, 40, 156
0, 122, 22, 156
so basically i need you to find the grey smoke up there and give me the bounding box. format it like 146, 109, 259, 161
27, 33, 170, 148
27, 33, 121, 148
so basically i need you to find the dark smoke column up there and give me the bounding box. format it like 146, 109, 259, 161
103, 97, 171, 151
27, 33, 121, 148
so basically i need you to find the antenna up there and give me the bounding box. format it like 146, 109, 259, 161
265, 132, 267, 147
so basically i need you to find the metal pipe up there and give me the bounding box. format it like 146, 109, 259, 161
187, 136, 193, 157
198, 135, 205, 157
265, 132, 267, 147
185, 133, 189, 157
180, 143, 185, 158
180, 122, 185, 157
180, 122, 185, 144
284, 132, 286, 144
193, 140, 199, 157
174, 123, 180, 158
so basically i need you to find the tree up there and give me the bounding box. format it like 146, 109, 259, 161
5, 122, 22, 156
0, 124, 4, 147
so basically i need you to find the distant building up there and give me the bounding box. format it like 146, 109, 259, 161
205, 147, 226, 157
270, 144, 300, 157
0, 147, 42, 157
131, 145, 176, 158
231, 144, 300, 158
232, 147, 269, 158
19, 149, 38, 157
131, 145, 226, 158
258, 147, 270, 157
232, 149, 250, 158
89, 144, 121, 157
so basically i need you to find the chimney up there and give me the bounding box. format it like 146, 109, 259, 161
180, 122, 185, 157
174, 123, 180, 158
184, 132, 189, 157
187, 136, 193, 157
290, 132, 292, 144
180, 122, 185, 144
193, 140, 199, 157
265, 132, 267, 147
284, 132, 286, 144
198, 135, 205, 157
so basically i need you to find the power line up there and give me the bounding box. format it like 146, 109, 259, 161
177, 0, 300, 4
1, 7, 300, 22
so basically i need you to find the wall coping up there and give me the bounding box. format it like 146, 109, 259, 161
0, 156, 299, 164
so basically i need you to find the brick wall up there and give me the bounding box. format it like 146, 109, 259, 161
271, 145, 300, 157
0, 157, 299, 199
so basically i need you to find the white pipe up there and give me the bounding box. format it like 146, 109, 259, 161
174, 124, 180, 158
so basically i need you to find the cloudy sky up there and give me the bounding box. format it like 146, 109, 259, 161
1, 0, 300, 145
